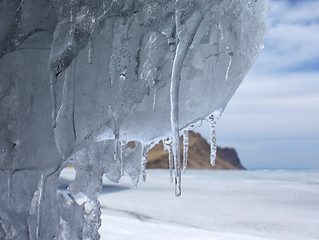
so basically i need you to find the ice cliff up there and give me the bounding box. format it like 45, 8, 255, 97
0, 0, 267, 239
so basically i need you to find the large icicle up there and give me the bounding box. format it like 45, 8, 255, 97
170, 9, 205, 197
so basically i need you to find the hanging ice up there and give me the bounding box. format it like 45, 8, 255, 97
183, 130, 189, 173
207, 108, 223, 166
0, 0, 268, 239
141, 143, 155, 182
208, 115, 217, 166
164, 138, 174, 183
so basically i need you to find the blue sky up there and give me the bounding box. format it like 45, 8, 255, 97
198, 0, 319, 169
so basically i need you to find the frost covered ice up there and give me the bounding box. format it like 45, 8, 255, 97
0, 0, 267, 239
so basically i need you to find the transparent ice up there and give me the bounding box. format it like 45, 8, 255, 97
0, 0, 267, 239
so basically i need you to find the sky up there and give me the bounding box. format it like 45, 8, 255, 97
198, 0, 319, 169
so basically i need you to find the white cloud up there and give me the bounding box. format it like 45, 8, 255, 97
254, 0, 319, 74
269, 0, 319, 26
236, 72, 319, 99
197, 0, 319, 169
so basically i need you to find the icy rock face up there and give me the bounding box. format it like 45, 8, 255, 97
0, 0, 268, 239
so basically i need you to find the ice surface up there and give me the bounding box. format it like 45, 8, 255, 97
0, 0, 268, 239
96, 169, 319, 240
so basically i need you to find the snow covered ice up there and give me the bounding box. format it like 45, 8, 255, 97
96, 170, 319, 240
0, 0, 267, 239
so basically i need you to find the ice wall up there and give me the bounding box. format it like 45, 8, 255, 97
0, 0, 268, 239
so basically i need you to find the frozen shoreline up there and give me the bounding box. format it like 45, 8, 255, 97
60, 169, 319, 240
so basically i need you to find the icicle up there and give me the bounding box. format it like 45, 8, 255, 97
141, 143, 154, 182
141, 146, 147, 182
164, 138, 173, 183
225, 52, 233, 81
170, 11, 205, 197
208, 115, 217, 166
168, 145, 173, 183
88, 38, 93, 64
182, 130, 189, 173
152, 88, 157, 111
170, 48, 182, 196
206, 108, 223, 166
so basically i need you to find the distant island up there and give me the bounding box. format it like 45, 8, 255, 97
147, 131, 245, 170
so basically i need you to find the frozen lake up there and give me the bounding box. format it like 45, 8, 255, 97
60, 169, 319, 240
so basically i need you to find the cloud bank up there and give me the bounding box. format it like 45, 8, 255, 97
198, 0, 319, 169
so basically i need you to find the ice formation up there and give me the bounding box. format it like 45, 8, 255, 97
0, 0, 268, 239
182, 130, 189, 172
